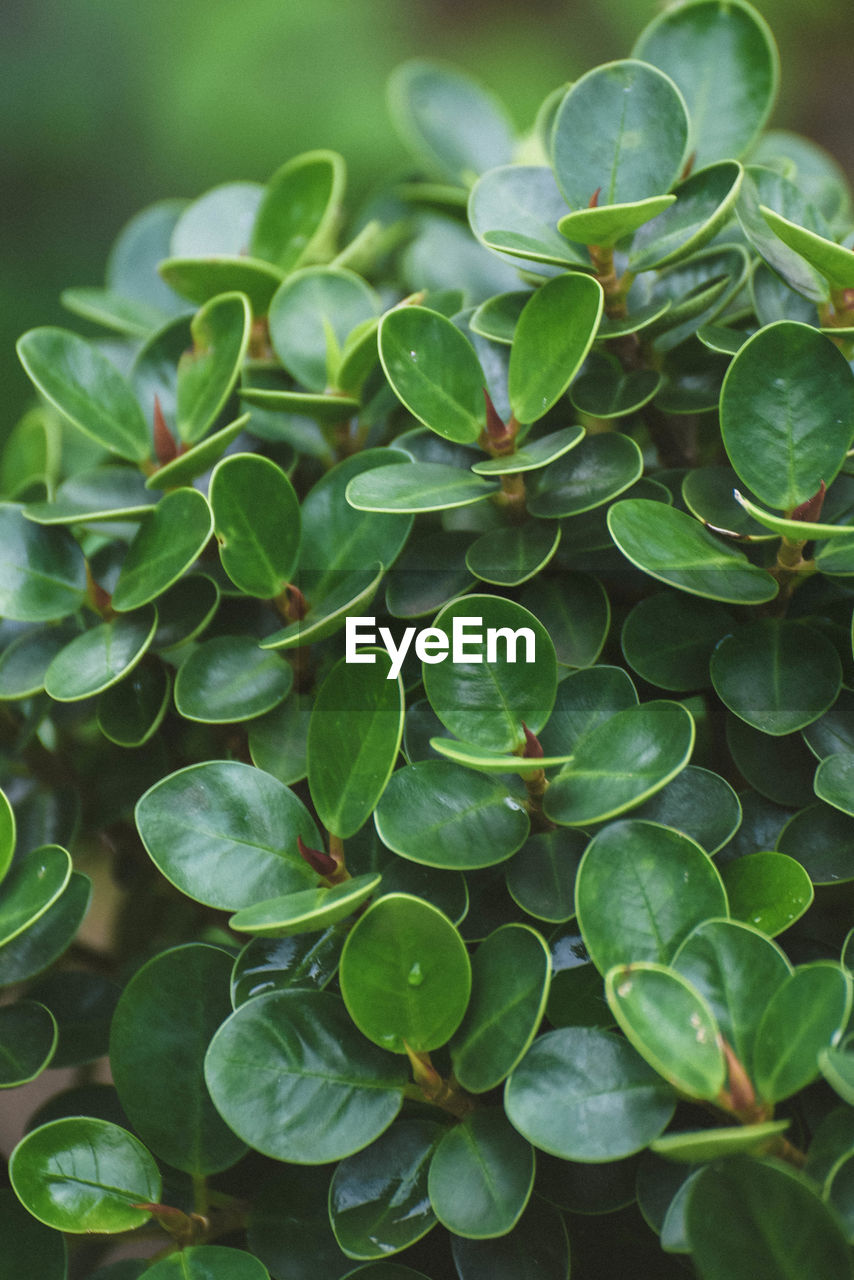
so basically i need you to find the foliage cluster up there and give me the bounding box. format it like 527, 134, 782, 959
2, 1, 854, 1276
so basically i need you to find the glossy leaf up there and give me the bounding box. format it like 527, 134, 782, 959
651, 1121, 789, 1164
145, 412, 249, 490
629, 162, 744, 271
230, 930, 343, 1006
607, 499, 778, 603
176, 292, 251, 444
230, 873, 380, 943
621, 591, 733, 691
142, 1249, 269, 1279
686, 1157, 851, 1280
110, 944, 247, 1173
814, 752, 854, 817
174, 635, 292, 723
538, 664, 638, 757
97, 660, 171, 747
9, 1118, 161, 1233
761, 206, 854, 291
0, 1001, 57, 1086
339, 894, 471, 1053
465, 521, 560, 586
449, 924, 551, 1092
545, 700, 695, 826
135, 760, 319, 910
551, 60, 689, 209
378, 307, 484, 443
44, 608, 157, 702
720, 321, 854, 510
505, 829, 585, 921
777, 803, 854, 885
210, 453, 300, 597
470, 426, 583, 475
159, 255, 283, 312
111, 488, 213, 612
429, 1109, 534, 1238
308, 649, 403, 838
329, 1118, 441, 1259
508, 273, 602, 424
248, 695, 311, 786
505, 1026, 675, 1161
204, 990, 407, 1162
527, 432, 644, 518
468, 165, 589, 270
520, 573, 610, 669
269, 267, 379, 394
606, 963, 726, 1100
753, 962, 852, 1101
0, 505, 87, 622
710, 619, 841, 736
557, 196, 675, 249
24, 466, 156, 525
0, 873, 91, 986
721, 852, 814, 937
575, 819, 728, 975
151, 573, 219, 651
17, 328, 151, 463
346, 461, 498, 513
422, 595, 555, 752
449, 1198, 569, 1280
634, 0, 780, 165
0, 789, 15, 885
251, 149, 345, 271
569, 351, 660, 419
631, 766, 742, 855
0, 845, 71, 946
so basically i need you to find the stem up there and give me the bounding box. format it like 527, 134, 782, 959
192, 1173, 209, 1217
404, 1045, 476, 1119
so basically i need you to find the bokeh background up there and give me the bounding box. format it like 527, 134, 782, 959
2, 0, 851, 428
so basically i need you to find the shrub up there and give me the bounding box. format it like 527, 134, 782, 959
2, 1, 854, 1276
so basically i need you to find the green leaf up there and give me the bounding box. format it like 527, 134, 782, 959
24, 466, 156, 525
151, 573, 219, 652
269, 267, 379, 394
260, 567, 384, 652
307, 648, 404, 838
230, 930, 343, 1006
686, 1157, 851, 1280
651, 1121, 789, 1164
575, 819, 728, 975
0, 787, 15, 885
505, 829, 585, 922
778, 804, 854, 885
557, 196, 676, 250
378, 307, 484, 443
468, 165, 589, 270
142, 1248, 270, 1279
721, 852, 814, 937
97, 659, 171, 747
607, 499, 778, 603
9, 1118, 161, 1233
753, 961, 852, 1101
820, 1047, 854, 1107
815, 752, 854, 817
0, 1186, 67, 1279
508, 273, 602, 424
569, 351, 661, 419
251, 150, 345, 271
720, 321, 854, 510
429, 1109, 534, 1238
106, 197, 188, 316
429, 737, 571, 775
551, 60, 689, 209
545, 700, 695, 827
629, 161, 744, 271
374, 761, 529, 870
449, 924, 551, 1093
527, 432, 644, 517
449, 1198, 569, 1280
135, 760, 319, 910
389, 60, 515, 186
733, 488, 854, 540
0, 505, 87, 622
346, 461, 498, 513
173, 635, 293, 724
736, 166, 829, 303
0, 845, 71, 945
634, 0, 780, 165
340, 894, 470, 1053
110, 944, 247, 1174
159, 256, 283, 312
606, 963, 726, 1099
420, 593, 556, 750
28, 970, 120, 1069
622, 592, 733, 691
204, 990, 406, 1162
171, 181, 263, 258
470, 426, 584, 474
229, 874, 381, 938
329, 1118, 441, 1259
505, 1026, 675, 1161
0, 1001, 57, 1086
145, 413, 249, 491
520, 573, 610, 669
248, 695, 311, 785
760, 206, 854, 291
44, 609, 158, 702
176, 292, 251, 444
0, 872, 91, 986
111, 488, 213, 612
710, 620, 841, 736
631, 766, 742, 856
538, 664, 638, 756
247, 1166, 346, 1280
17, 329, 151, 463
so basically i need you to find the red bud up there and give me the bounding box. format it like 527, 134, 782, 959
588, 187, 601, 209
297, 835, 337, 877
790, 480, 826, 524
522, 723, 544, 759
153, 395, 179, 465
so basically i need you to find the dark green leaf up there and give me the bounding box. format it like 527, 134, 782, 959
174, 635, 293, 723
251, 149, 345, 271
111, 488, 213, 612
0, 506, 87, 622
44, 609, 157, 702
429, 1109, 534, 1238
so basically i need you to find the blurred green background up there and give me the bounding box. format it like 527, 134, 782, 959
2, 0, 851, 425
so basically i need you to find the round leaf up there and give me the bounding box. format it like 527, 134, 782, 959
429, 1109, 534, 1238
228, 874, 381, 938
721, 852, 814, 937
44, 609, 158, 702
135, 760, 319, 910
0, 845, 71, 946
0, 1001, 57, 1086
468, 166, 589, 270
508, 273, 602, 425
575, 819, 728, 975
0, 505, 87, 622
204, 990, 407, 1163
269, 267, 379, 394
142, 1247, 270, 1279
505, 1026, 675, 1161
449, 924, 551, 1093
176, 292, 252, 444
346, 461, 498, 513
251, 149, 345, 271
378, 307, 485, 443
111, 488, 213, 612
631, 766, 742, 855
339, 894, 471, 1053
629, 161, 744, 271
173, 636, 293, 724
621, 591, 733, 691
9, 1118, 161, 1233
210, 454, 300, 597
528, 432, 644, 519
753, 962, 852, 1102
110, 944, 247, 1174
